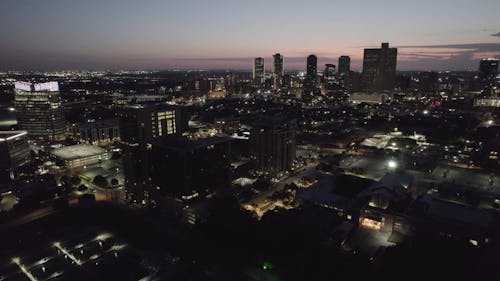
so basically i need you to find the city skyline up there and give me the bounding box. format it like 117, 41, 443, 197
0, 0, 499, 71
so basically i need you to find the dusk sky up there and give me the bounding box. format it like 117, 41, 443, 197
1, 0, 499, 71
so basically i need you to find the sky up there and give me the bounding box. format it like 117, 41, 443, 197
0, 0, 499, 71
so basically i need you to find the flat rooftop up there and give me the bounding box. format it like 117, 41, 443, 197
0, 131, 28, 142
51, 144, 107, 160
152, 135, 231, 151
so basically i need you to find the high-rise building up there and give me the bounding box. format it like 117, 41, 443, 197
362, 43, 397, 92
119, 104, 183, 145
324, 64, 336, 92
253, 57, 265, 85
338, 56, 351, 75
150, 135, 232, 198
0, 130, 30, 188
0, 131, 30, 173
119, 104, 185, 204
14, 81, 66, 141
250, 116, 296, 176
272, 53, 284, 89
479, 58, 499, 82
304, 54, 318, 93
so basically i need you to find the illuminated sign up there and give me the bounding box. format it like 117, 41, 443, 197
14, 81, 59, 92
34, 82, 59, 91
14, 81, 33, 91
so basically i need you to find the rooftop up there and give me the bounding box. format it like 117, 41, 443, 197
14, 81, 59, 92
51, 144, 107, 160
0, 131, 28, 142
152, 135, 231, 151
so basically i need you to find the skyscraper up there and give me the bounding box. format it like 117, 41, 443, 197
362, 43, 397, 92
119, 104, 185, 204
479, 58, 499, 82
338, 56, 351, 75
324, 64, 336, 92
272, 53, 284, 89
250, 116, 296, 176
14, 81, 66, 141
304, 54, 318, 93
253, 57, 265, 85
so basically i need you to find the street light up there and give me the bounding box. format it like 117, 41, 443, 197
387, 160, 397, 170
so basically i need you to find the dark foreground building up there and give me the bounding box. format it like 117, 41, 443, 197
150, 135, 232, 199
362, 43, 397, 92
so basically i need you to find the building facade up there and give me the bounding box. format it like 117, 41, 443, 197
272, 53, 284, 89
304, 54, 318, 95
72, 119, 120, 145
119, 104, 182, 145
14, 81, 66, 141
250, 116, 297, 176
253, 57, 265, 85
0, 131, 31, 179
119, 104, 185, 204
150, 136, 232, 199
362, 43, 397, 92
324, 64, 337, 93
338, 56, 351, 76
51, 144, 109, 169
479, 58, 499, 82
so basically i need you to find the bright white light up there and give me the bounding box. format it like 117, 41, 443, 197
487, 120, 493, 125
423, 110, 429, 115
387, 160, 397, 169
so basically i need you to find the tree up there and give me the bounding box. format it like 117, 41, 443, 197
110, 178, 119, 186
60, 175, 71, 185
70, 176, 81, 186
78, 184, 88, 192
93, 175, 108, 187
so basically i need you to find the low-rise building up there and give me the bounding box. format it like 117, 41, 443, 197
51, 144, 109, 169
71, 119, 120, 144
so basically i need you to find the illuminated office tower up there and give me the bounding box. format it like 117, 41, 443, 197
253, 57, 265, 85
272, 53, 284, 89
14, 81, 66, 141
362, 43, 397, 92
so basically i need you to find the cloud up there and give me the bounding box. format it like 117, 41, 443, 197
396, 43, 500, 71
492, 32, 500, 37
